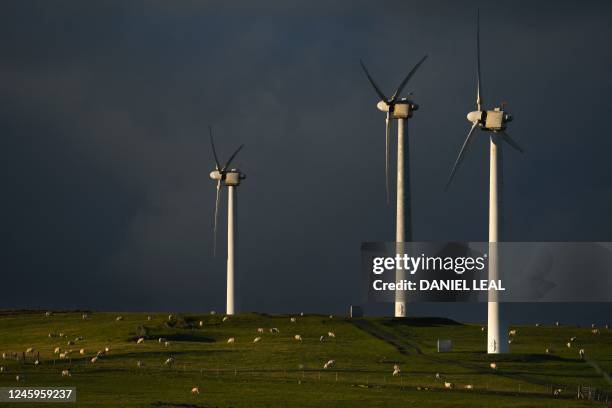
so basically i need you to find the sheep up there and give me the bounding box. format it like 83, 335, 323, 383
392, 364, 401, 376
67, 341, 74, 346
59, 353, 67, 359
82, 314, 88, 320
164, 357, 175, 366
555, 321, 560, 327
329, 315, 334, 319
319, 335, 325, 342
509, 329, 517, 336
253, 337, 262, 343
227, 337, 235, 344
481, 327, 485, 332
327, 332, 336, 338
168, 314, 173, 321
257, 328, 264, 334
0, 366, 3, 372
570, 336, 577, 342
270, 328, 279, 334
535, 323, 541, 327
54, 347, 61, 354
508, 339, 513, 344
294, 335, 303, 342
48, 333, 56, 338
61, 369, 71, 377
489, 362, 497, 370
137, 360, 144, 368
59, 333, 65, 338
290, 317, 297, 323
606, 324, 609, 330
323, 359, 335, 369
79, 349, 85, 355
158, 338, 166, 344
198, 321, 204, 327
444, 382, 454, 389
34, 360, 40, 366
545, 348, 551, 354
222, 316, 229, 322
96, 350, 105, 358
15, 375, 21, 381
300, 312, 304, 316
210, 311, 216, 315
26, 347, 34, 354
164, 341, 171, 347
579, 349, 585, 359
435, 373, 442, 380
553, 388, 562, 398
105, 346, 110, 353
464, 384, 474, 390
191, 387, 200, 394
591, 323, 597, 329
592, 329, 600, 335
90, 357, 98, 364
137, 338, 145, 344
147, 316, 152, 321
116, 316, 123, 321
45, 311, 52, 317
75, 336, 83, 342
566, 342, 572, 348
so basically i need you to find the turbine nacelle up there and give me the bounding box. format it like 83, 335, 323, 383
376, 99, 419, 119
467, 108, 512, 131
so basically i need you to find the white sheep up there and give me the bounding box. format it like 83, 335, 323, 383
535, 323, 541, 327
105, 346, 110, 353
270, 328, 279, 334
329, 315, 334, 319
591, 323, 597, 329
137, 338, 145, 344
90, 357, 98, 364
570, 336, 577, 342
191, 387, 200, 394
294, 335, 303, 342
566, 342, 572, 348
464, 384, 474, 390
327, 332, 336, 338
300, 312, 304, 316
26, 347, 34, 354
45, 311, 52, 317
210, 310, 216, 315
15, 375, 21, 381
490, 362, 497, 370
579, 349, 585, 359
253, 337, 262, 343
34, 360, 40, 366
147, 316, 152, 321
82, 314, 88, 320
435, 373, 442, 379
257, 328, 264, 334
158, 338, 166, 344
164, 341, 171, 347
67, 341, 74, 346
0, 366, 3, 372
59, 353, 67, 359
116, 316, 123, 321
509, 329, 517, 336
61, 369, 71, 377
79, 349, 85, 355
198, 321, 204, 327
222, 316, 229, 322
319, 335, 325, 342
59, 333, 65, 338
168, 314, 173, 321
137, 360, 144, 368
545, 348, 551, 354
392, 364, 401, 376
164, 357, 175, 366
553, 388, 562, 398
227, 337, 235, 344
481, 326, 485, 332
444, 382, 454, 389
323, 359, 335, 369
508, 339, 513, 344
54, 347, 61, 354
555, 321, 560, 327
592, 329, 600, 335
290, 317, 297, 323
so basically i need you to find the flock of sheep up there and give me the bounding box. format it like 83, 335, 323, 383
1, 312, 608, 398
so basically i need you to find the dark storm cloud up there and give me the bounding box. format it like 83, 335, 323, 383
1, 0, 611, 322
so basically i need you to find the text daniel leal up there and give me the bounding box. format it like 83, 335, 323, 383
372, 279, 505, 291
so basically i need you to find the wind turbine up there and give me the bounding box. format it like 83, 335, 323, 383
445, 10, 523, 354
360, 55, 427, 318
209, 127, 246, 316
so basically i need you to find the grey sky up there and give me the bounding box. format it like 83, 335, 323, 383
1, 1, 611, 323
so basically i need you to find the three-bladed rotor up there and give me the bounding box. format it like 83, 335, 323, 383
360, 55, 428, 203
209, 127, 245, 255
445, 10, 523, 190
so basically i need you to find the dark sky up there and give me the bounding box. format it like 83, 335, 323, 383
2, 1, 611, 323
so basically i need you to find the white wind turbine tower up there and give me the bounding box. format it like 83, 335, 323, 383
209, 127, 246, 316
446, 10, 523, 353
360, 55, 427, 318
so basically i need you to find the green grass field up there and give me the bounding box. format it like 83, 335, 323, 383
0, 311, 610, 407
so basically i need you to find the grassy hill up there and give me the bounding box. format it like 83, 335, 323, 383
0, 311, 610, 407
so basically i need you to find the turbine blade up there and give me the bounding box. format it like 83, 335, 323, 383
359, 59, 388, 103
476, 9, 483, 111
222, 144, 244, 171
390, 54, 428, 103
213, 180, 221, 256
385, 112, 391, 204
445, 122, 479, 190
209, 126, 221, 170
500, 131, 524, 153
